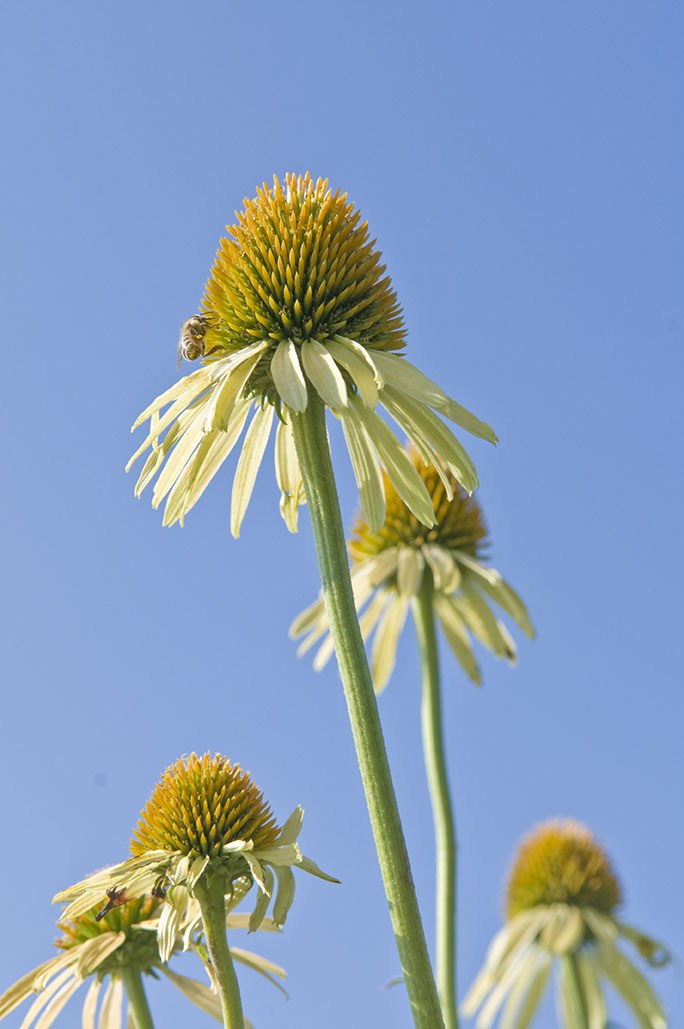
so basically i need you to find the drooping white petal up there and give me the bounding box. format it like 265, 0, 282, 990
163, 397, 252, 527
275, 417, 306, 533
98, 977, 123, 1029
301, 339, 348, 410
34, 974, 82, 1028
500, 948, 551, 1029
454, 587, 517, 661
127, 374, 213, 471
75, 933, 126, 978
130, 367, 213, 435
381, 385, 479, 494
327, 336, 380, 407
133, 403, 203, 497
422, 545, 459, 593
162, 967, 222, 1021
151, 419, 206, 510
206, 341, 269, 432
270, 339, 308, 412
539, 905, 583, 955
593, 941, 666, 1029
475, 940, 540, 1029
312, 633, 336, 672
82, 978, 102, 1029
18, 967, 74, 1028
271, 865, 296, 926
230, 947, 288, 995
348, 395, 435, 527
0, 958, 63, 1021
507, 951, 552, 1029
358, 589, 392, 643
371, 350, 497, 443
462, 911, 547, 1016
371, 594, 409, 693
574, 949, 607, 1029
558, 954, 589, 1029
457, 554, 535, 637
396, 547, 425, 596
339, 408, 386, 532
158, 886, 189, 962
434, 594, 481, 684
248, 866, 275, 932
230, 404, 275, 538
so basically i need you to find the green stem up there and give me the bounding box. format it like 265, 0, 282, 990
413, 574, 458, 1029
121, 967, 155, 1029
290, 393, 444, 1029
194, 873, 245, 1029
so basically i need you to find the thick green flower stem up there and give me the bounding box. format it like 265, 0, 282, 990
413, 575, 458, 1029
194, 874, 245, 1029
291, 393, 444, 1029
121, 967, 155, 1029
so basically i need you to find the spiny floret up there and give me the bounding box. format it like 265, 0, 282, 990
130, 753, 280, 860
202, 173, 405, 388
506, 819, 622, 920
350, 459, 488, 562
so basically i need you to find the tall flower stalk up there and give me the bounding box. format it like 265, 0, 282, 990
127, 173, 498, 1026
292, 454, 533, 1027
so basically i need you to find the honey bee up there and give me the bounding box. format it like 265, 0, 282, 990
177, 314, 213, 369
95, 887, 128, 921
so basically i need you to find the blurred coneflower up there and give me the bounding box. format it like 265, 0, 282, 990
462, 819, 670, 1029
54, 753, 335, 1028
0, 893, 285, 1029
292, 450, 533, 692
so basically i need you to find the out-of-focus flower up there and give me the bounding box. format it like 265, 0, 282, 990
127, 173, 496, 536
0, 893, 285, 1028
291, 451, 533, 691
54, 753, 338, 964
462, 819, 670, 1029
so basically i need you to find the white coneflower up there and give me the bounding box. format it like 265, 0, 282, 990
463, 820, 670, 1028
54, 753, 337, 1029
127, 172, 496, 537
0, 893, 285, 1029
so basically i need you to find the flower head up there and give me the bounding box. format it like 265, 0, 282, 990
54, 754, 337, 964
291, 450, 533, 691
462, 819, 670, 1029
127, 173, 496, 536
0, 893, 285, 1028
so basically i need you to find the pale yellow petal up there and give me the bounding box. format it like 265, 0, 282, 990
301, 339, 348, 410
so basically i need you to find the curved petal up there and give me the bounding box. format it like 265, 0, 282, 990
231, 405, 275, 538
349, 395, 435, 527
270, 339, 308, 412
301, 339, 348, 410
371, 594, 409, 693
339, 408, 386, 533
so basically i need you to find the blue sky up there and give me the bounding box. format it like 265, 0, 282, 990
1, 1, 682, 1026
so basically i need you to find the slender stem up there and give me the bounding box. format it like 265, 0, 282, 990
194, 873, 245, 1029
413, 574, 459, 1029
290, 393, 444, 1029
121, 967, 155, 1029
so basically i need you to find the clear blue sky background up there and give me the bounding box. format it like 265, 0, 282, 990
1, 2, 682, 1026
